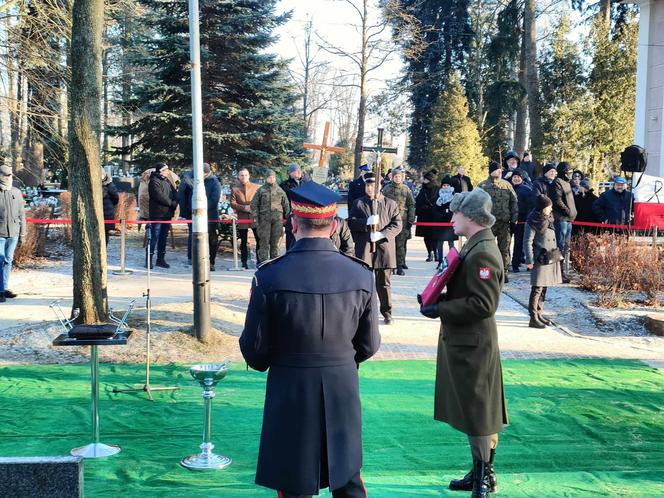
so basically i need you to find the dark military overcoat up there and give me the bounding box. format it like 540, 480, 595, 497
434, 228, 509, 436
347, 195, 402, 269
240, 237, 380, 496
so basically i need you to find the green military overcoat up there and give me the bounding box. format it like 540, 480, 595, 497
434, 228, 509, 436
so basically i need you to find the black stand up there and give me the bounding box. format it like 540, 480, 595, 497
113, 226, 179, 400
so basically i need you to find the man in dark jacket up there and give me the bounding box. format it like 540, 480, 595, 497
450, 165, 473, 193
573, 178, 599, 236
346, 164, 371, 209
415, 168, 440, 260
178, 163, 222, 269
330, 215, 354, 256
419, 188, 508, 498
148, 162, 178, 268
280, 162, 306, 250
0, 165, 26, 302
101, 168, 119, 246
510, 169, 534, 272
348, 173, 402, 324
502, 150, 531, 183
551, 162, 577, 282
240, 181, 380, 498
593, 176, 634, 226
520, 151, 537, 180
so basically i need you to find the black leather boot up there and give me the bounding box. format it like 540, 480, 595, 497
396, 266, 405, 276
529, 315, 546, 328
156, 255, 170, 268
471, 459, 491, 498
450, 450, 497, 492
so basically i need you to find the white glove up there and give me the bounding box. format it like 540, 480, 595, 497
370, 231, 385, 243
366, 214, 380, 226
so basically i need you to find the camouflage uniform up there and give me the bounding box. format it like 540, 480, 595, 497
382, 182, 415, 268
477, 177, 518, 271
251, 183, 290, 263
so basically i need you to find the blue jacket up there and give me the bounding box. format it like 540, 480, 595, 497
513, 182, 535, 222
178, 171, 222, 221
592, 188, 633, 225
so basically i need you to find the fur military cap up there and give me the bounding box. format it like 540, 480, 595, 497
449, 188, 496, 228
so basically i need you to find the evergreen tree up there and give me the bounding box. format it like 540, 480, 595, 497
428, 75, 486, 183
126, 0, 304, 176
388, 0, 473, 170
586, 12, 637, 181
539, 12, 590, 165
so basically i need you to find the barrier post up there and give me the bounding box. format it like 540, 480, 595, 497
227, 218, 243, 272
653, 226, 658, 248
113, 219, 134, 275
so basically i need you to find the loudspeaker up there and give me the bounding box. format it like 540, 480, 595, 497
621, 145, 647, 173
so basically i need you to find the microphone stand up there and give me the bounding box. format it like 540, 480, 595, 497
113, 224, 179, 400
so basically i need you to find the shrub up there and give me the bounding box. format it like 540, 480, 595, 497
13, 205, 52, 267
571, 232, 664, 307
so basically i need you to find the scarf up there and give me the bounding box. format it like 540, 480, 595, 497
526, 209, 554, 234
0, 175, 12, 191
436, 186, 455, 206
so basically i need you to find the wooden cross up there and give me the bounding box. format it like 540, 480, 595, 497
304, 122, 346, 167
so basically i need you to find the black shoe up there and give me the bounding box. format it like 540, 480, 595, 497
539, 314, 553, 326
396, 267, 405, 276
529, 316, 546, 329
0, 292, 5, 303
242, 261, 249, 269
210, 264, 216, 272
450, 450, 497, 493
471, 459, 492, 498
402, 264, 409, 270
426, 254, 433, 262
512, 267, 520, 273
3, 289, 17, 298
156, 259, 170, 269
383, 313, 394, 325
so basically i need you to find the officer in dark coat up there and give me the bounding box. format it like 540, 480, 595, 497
330, 215, 354, 256
240, 181, 380, 498
346, 164, 371, 209
420, 188, 508, 498
347, 172, 402, 324
148, 162, 178, 268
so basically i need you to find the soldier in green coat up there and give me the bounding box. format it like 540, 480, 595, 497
382, 167, 415, 275
251, 169, 290, 264
477, 161, 518, 282
420, 188, 508, 498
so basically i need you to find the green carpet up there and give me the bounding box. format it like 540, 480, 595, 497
0, 360, 662, 497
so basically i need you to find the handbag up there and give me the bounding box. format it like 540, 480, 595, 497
536, 247, 562, 265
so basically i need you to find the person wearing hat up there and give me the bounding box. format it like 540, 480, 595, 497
551, 162, 577, 283
572, 176, 600, 236
502, 150, 531, 184
251, 169, 290, 264
382, 166, 415, 275
347, 164, 372, 210
415, 168, 440, 261
240, 181, 380, 498
523, 194, 562, 328
178, 163, 222, 269
280, 162, 307, 250
478, 161, 518, 282
592, 175, 634, 227
148, 162, 179, 269
101, 167, 119, 247
0, 165, 26, 302
510, 169, 534, 272
230, 168, 260, 269
348, 172, 402, 324
419, 188, 508, 498
432, 175, 457, 266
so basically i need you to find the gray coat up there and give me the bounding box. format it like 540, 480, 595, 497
0, 187, 27, 238
523, 219, 563, 287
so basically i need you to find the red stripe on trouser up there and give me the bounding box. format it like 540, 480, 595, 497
360, 473, 367, 497
277, 491, 283, 498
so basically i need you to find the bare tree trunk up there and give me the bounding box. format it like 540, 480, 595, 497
353, 0, 369, 176
7, 14, 22, 173
514, 14, 527, 155
102, 24, 109, 169
121, 10, 132, 175
69, 0, 108, 322
599, 0, 611, 30
524, 0, 543, 157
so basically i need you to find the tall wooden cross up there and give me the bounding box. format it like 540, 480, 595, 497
304, 122, 346, 167
362, 128, 398, 170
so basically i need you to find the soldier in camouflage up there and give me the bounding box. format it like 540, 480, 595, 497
382, 167, 415, 275
478, 161, 518, 283
251, 169, 290, 264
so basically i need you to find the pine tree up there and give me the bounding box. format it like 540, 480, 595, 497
539, 12, 590, 165
428, 75, 486, 183
126, 0, 304, 177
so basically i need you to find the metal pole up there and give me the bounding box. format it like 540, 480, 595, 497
188, 0, 210, 342
227, 219, 243, 272
113, 219, 133, 275
91, 345, 99, 444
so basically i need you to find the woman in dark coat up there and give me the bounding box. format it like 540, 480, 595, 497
415, 168, 439, 261
433, 175, 457, 266
101, 168, 119, 246
523, 194, 562, 328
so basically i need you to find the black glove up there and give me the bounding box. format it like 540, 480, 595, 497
420, 304, 440, 319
